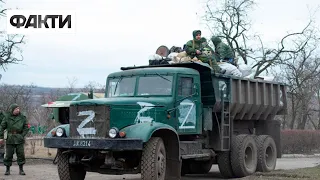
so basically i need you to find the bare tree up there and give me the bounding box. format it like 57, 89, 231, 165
0, 0, 5, 16
204, 0, 254, 64
66, 76, 79, 93
81, 81, 106, 93
0, 0, 26, 71
203, 0, 317, 77
41, 88, 66, 103
279, 37, 320, 129
0, 84, 36, 122
315, 77, 320, 129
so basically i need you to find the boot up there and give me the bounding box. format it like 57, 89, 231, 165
19, 165, 25, 175
4, 166, 10, 175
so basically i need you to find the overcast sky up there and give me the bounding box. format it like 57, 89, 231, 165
0, 0, 319, 88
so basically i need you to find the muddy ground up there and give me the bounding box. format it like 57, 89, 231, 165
0, 157, 319, 180
0, 138, 317, 180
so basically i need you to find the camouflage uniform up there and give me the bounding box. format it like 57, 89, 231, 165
0, 104, 29, 175
185, 30, 221, 73
211, 36, 236, 65
0, 111, 4, 163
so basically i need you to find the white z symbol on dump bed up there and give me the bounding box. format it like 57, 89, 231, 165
77, 110, 97, 138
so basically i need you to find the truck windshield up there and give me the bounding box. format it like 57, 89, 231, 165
107, 77, 136, 97
137, 75, 173, 96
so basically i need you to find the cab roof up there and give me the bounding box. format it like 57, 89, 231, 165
108, 62, 213, 78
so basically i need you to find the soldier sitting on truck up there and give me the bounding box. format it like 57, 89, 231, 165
185, 30, 222, 73
211, 35, 237, 66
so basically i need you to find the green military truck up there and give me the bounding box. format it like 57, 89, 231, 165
44, 61, 287, 180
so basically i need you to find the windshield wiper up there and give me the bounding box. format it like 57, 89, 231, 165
113, 77, 123, 95
156, 73, 171, 82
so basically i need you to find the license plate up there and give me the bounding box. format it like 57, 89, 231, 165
72, 140, 92, 147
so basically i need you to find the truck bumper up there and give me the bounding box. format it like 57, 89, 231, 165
44, 137, 144, 150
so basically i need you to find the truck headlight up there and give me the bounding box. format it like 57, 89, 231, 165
56, 127, 65, 137
109, 127, 119, 138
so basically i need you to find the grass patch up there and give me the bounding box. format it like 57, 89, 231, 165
247, 165, 320, 180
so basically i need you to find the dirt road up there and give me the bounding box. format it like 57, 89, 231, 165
0, 157, 319, 180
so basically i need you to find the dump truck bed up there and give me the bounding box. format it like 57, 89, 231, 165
201, 72, 287, 121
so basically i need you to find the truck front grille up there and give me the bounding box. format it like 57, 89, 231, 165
69, 105, 110, 138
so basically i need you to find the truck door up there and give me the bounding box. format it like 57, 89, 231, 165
176, 74, 202, 134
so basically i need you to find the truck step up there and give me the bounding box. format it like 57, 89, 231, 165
181, 153, 212, 160
181, 149, 215, 160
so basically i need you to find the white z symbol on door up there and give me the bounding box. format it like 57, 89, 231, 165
76, 110, 97, 138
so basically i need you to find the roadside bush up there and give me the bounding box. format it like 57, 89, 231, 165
281, 130, 320, 154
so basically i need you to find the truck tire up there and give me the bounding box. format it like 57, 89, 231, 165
141, 137, 166, 180
217, 151, 234, 178
231, 134, 257, 178
255, 135, 277, 172
57, 149, 86, 180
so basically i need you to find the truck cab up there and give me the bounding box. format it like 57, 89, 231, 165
105, 66, 202, 135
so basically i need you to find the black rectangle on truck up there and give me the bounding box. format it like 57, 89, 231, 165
69, 105, 110, 138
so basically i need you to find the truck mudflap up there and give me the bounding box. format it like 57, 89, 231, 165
44, 137, 143, 150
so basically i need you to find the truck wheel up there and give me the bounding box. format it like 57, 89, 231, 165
231, 135, 258, 178
57, 149, 86, 180
217, 151, 234, 178
141, 137, 166, 180
255, 135, 277, 172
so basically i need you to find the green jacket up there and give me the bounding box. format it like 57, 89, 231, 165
211, 36, 235, 61
0, 104, 29, 144
185, 30, 214, 63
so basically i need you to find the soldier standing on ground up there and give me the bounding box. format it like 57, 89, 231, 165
0, 103, 29, 175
